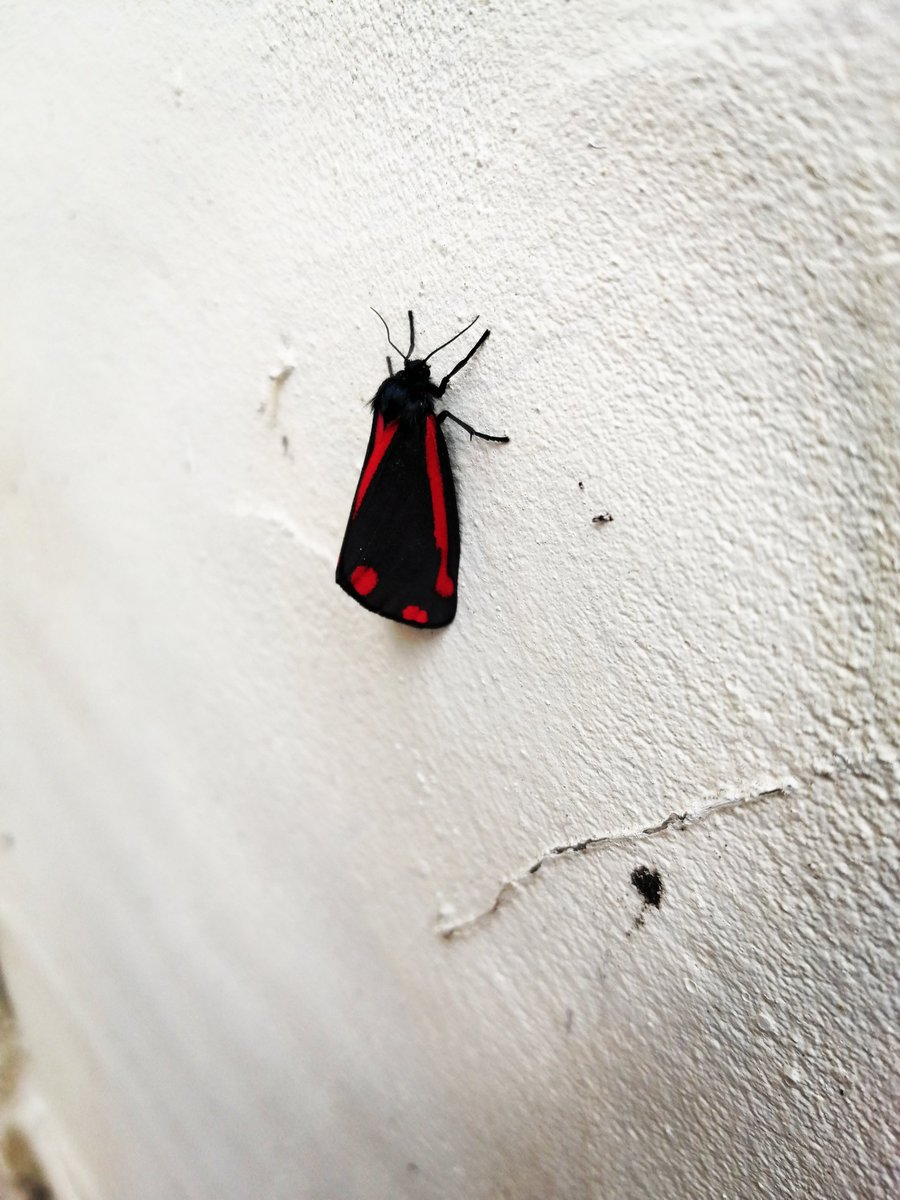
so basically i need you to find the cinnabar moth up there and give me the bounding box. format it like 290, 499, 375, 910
336, 310, 508, 628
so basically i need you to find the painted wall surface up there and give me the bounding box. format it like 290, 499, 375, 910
1, 2, 897, 1198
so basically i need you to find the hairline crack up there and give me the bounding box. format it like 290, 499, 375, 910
438, 784, 792, 940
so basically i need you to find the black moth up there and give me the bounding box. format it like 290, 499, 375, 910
336, 309, 508, 628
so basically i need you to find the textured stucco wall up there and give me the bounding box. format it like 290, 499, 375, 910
1, 2, 898, 1198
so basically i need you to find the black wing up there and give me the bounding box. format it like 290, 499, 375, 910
336, 413, 460, 628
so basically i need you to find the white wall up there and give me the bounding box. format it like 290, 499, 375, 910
1, 2, 897, 1197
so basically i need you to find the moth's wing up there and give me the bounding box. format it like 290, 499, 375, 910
336, 413, 459, 628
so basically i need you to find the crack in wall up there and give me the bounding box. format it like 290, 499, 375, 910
232, 500, 334, 566
437, 779, 797, 940
437, 748, 897, 940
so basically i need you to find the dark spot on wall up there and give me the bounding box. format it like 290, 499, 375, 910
631, 865, 662, 908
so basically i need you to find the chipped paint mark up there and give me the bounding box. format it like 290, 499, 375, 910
264, 340, 296, 428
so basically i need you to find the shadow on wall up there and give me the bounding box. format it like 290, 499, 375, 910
0, 964, 56, 1200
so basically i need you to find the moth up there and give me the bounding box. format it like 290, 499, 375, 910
336, 310, 508, 628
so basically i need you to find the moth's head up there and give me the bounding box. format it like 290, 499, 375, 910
402, 358, 431, 383
372, 357, 434, 423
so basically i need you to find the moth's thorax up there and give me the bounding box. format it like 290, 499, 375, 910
372, 359, 437, 425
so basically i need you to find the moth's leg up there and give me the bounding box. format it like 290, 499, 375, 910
386, 355, 394, 376
436, 329, 491, 395
407, 310, 415, 360
437, 409, 509, 443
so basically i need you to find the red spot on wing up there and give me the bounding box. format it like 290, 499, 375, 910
424, 416, 454, 598
350, 565, 378, 595
402, 605, 429, 624
353, 415, 398, 517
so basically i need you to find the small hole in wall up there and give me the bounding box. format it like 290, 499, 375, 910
631, 865, 662, 909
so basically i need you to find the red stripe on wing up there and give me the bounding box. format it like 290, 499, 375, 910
352, 415, 398, 517
425, 415, 454, 598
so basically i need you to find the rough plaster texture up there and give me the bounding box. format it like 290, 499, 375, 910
1, 2, 898, 1198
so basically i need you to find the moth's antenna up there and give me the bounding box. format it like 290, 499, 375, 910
424, 315, 480, 362
407, 310, 415, 360
370, 308, 405, 359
